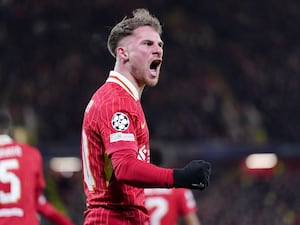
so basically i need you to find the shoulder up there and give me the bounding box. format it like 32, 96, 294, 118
94, 82, 131, 100
18, 142, 42, 158
172, 188, 194, 201
174, 188, 189, 195
90, 83, 138, 114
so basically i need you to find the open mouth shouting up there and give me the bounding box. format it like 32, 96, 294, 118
149, 59, 162, 76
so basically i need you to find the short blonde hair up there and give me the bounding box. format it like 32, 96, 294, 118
107, 8, 162, 57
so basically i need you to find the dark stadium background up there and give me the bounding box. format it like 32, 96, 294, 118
1, 1, 299, 224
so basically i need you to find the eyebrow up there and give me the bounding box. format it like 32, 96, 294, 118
144, 39, 164, 47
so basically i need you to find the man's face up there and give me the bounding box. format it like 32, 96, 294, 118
122, 26, 163, 87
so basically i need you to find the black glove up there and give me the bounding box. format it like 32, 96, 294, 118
173, 160, 211, 190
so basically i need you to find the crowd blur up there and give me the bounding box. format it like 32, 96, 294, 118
1, 1, 300, 225
196, 159, 300, 225
1, 0, 300, 146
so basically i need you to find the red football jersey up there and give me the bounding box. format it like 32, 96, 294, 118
81, 71, 152, 224
0, 135, 45, 225
144, 188, 198, 225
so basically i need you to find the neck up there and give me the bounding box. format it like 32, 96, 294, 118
113, 66, 144, 98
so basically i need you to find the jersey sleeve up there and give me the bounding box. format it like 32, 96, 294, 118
98, 97, 140, 155
37, 195, 75, 225
111, 149, 173, 187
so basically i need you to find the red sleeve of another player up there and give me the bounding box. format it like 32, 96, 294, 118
111, 149, 174, 187
38, 198, 75, 225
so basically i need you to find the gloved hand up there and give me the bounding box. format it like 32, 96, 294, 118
173, 160, 211, 190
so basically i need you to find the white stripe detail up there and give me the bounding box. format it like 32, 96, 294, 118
0, 208, 24, 217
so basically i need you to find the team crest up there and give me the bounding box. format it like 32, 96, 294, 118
111, 112, 130, 131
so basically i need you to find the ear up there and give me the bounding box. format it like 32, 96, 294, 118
116, 47, 129, 62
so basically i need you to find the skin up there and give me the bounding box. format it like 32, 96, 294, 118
114, 26, 164, 97
183, 212, 202, 225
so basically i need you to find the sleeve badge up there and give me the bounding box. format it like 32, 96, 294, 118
111, 112, 130, 131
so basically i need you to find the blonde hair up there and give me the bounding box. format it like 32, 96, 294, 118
107, 8, 162, 57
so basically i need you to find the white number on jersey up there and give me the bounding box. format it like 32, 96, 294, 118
0, 159, 21, 204
145, 196, 168, 225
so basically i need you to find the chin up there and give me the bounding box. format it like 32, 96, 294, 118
147, 80, 159, 87
145, 73, 159, 87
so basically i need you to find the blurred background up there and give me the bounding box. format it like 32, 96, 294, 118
1, 0, 300, 224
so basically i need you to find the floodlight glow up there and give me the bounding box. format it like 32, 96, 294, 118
245, 153, 278, 169
50, 157, 82, 173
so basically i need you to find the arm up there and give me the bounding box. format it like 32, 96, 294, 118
179, 189, 201, 225
183, 212, 201, 225
111, 149, 173, 187
111, 149, 211, 190
37, 195, 75, 225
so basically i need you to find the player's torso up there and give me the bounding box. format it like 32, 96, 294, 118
0, 142, 42, 225
82, 82, 150, 208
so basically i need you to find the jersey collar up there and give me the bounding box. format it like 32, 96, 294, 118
106, 71, 140, 101
0, 135, 13, 145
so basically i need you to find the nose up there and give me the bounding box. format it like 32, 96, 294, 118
153, 43, 163, 58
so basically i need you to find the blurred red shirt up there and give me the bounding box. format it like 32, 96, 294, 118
0, 135, 45, 225
145, 188, 198, 225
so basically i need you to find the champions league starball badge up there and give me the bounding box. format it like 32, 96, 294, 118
111, 112, 130, 131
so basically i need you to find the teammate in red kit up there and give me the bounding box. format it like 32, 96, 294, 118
0, 109, 45, 225
145, 149, 201, 225
145, 188, 200, 225
0, 109, 75, 225
80, 8, 211, 225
